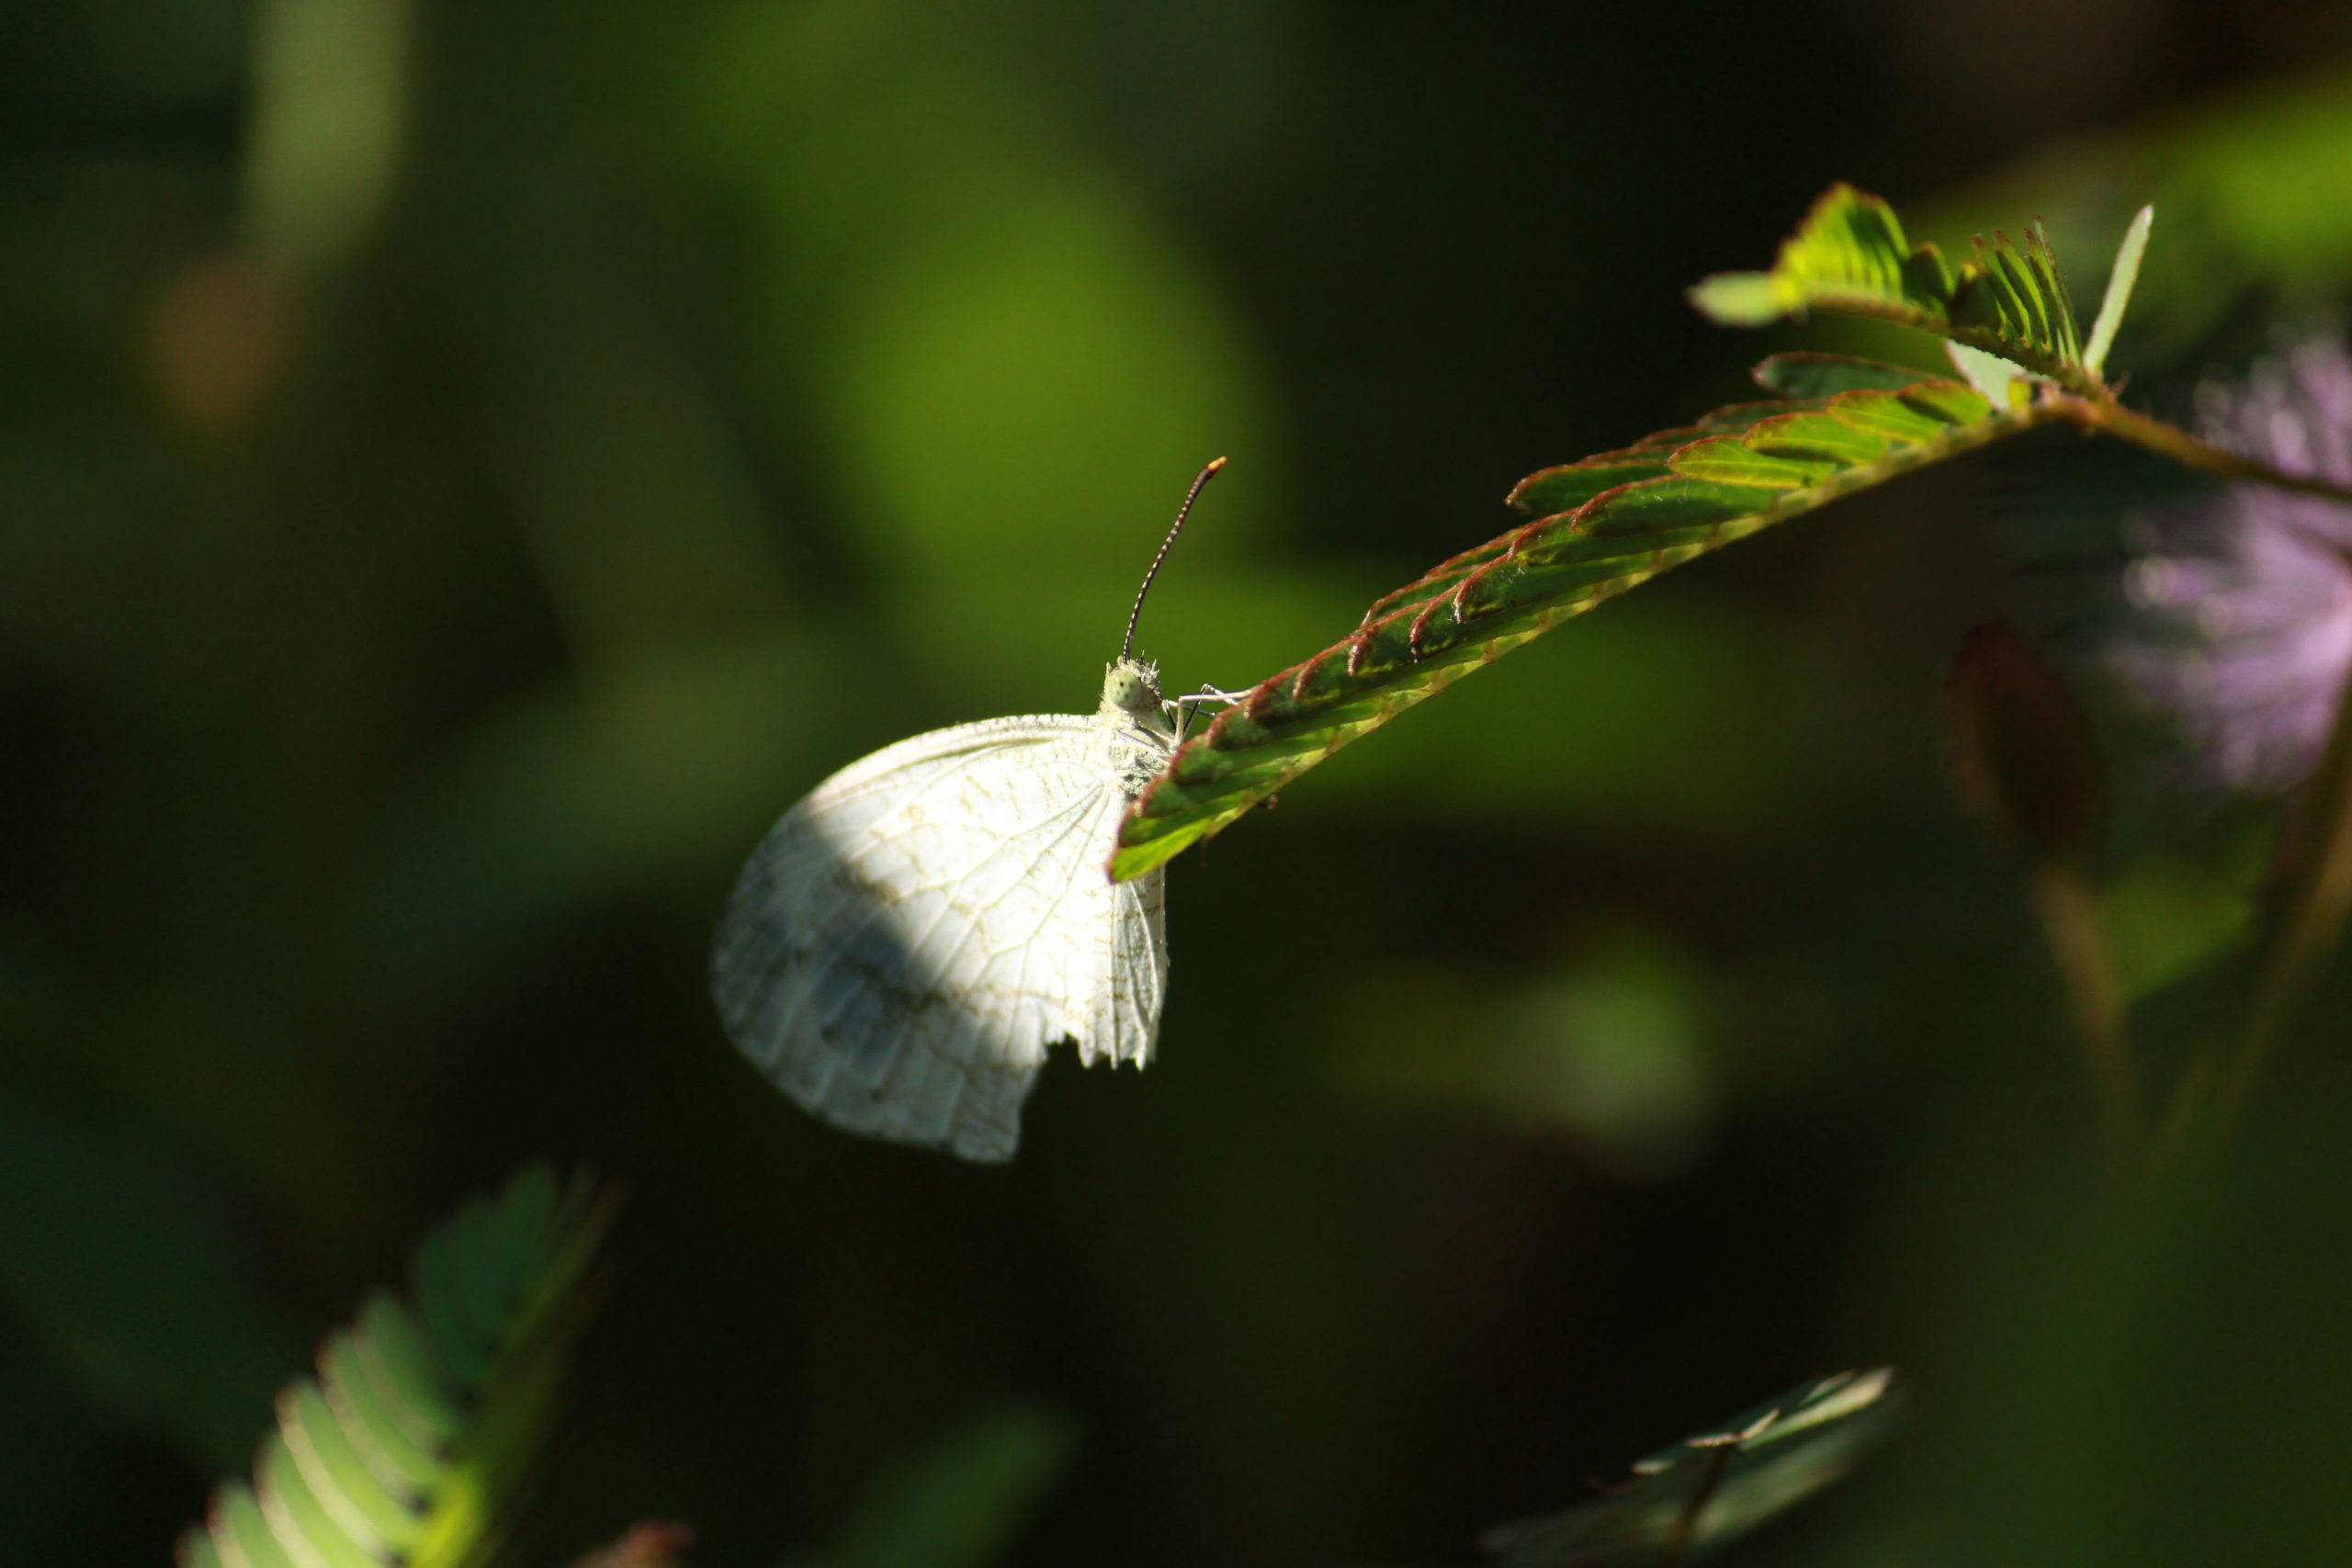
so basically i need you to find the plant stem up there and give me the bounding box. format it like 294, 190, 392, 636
2154, 653, 2352, 1164
2030, 863, 2143, 1167
2232, 660, 2352, 1115
2057, 396, 2352, 508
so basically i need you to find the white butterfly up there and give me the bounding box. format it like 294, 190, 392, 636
711, 462, 1230, 1162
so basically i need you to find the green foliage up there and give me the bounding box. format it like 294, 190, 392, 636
1481, 1369, 1903, 1565
14, 0, 2352, 1556
831, 1403, 1077, 1568
1112, 183, 2200, 880
1689, 184, 2097, 394
1112, 359, 2064, 879
1930, 65, 2352, 364
2083, 206, 2154, 378
0, 1099, 301, 1472
175, 1168, 612, 1568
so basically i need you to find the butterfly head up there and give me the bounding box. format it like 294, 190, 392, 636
1102, 657, 1165, 718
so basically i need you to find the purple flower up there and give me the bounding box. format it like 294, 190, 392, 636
2107, 335, 2352, 792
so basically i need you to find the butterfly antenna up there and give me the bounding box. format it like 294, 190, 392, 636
1122, 456, 1226, 663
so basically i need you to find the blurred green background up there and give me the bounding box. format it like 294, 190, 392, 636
8, 2, 2352, 1563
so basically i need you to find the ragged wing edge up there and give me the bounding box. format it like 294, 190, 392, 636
710, 711, 1114, 1160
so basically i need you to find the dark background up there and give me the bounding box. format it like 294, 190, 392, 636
8, 2, 2352, 1563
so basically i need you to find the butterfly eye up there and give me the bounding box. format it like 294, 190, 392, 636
1107, 663, 1160, 714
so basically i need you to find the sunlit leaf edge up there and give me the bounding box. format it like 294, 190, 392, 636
1479, 1367, 1905, 1567
1111, 372, 2064, 880
2083, 204, 2154, 377
1689, 182, 2098, 394
175, 1167, 613, 1568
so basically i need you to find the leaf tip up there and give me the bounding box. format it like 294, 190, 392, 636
2083, 202, 2154, 379
1689, 271, 1794, 327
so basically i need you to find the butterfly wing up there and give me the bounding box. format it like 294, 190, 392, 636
1090, 854, 1167, 1070
711, 713, 1170, 1162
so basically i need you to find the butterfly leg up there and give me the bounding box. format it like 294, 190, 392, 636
1169, 684, 1252, 743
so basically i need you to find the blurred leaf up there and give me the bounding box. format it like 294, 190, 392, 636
831, 1403, 1077, 1568
1690, 184, 2098, 393
0, 1095, 301, 1470
1329, 939, 1716, 1180
2099, 856, 2255, 1004
175, 1168, 612, 1568
1114, 368, 2064, 877
829, 180, 1277, 578
672, 2, 1283, 580
1482, 1369, 1903, 1566
1946, 622, 2101, 867
242, 0, 412, 274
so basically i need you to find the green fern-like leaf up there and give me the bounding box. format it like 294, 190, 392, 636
1689, 183, 2095, 393
175, 1168, 612, 1568
1481, 1368, 1903, 1566
1110, 358, 2066, 879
